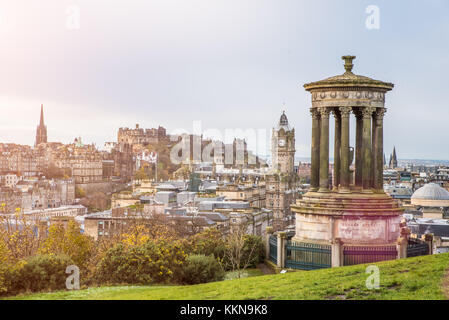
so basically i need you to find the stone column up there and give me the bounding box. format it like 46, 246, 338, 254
396, 237, 408, 259
423, 233, 434, 255
318, 107, 330, 192
277, 232, 286, 268
361, 108, 374, 192
373, 108, 386, 192
333, 109, 341, 190
339, 107, 351, 192
310, 108, 321, 191
397, 227, 410, 259
355, 109, 363, 188
331, 238, 343, 267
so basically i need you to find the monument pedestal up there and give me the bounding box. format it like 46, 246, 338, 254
291, 191, 403, 246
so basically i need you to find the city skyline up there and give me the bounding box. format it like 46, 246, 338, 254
1, 0, 449, 160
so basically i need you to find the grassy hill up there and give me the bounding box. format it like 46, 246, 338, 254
7, 253, 449, 300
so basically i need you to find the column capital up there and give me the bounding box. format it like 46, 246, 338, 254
375, 108, 387, 119
317, 107, 331, 119
374, 108, 386, 126
331, 108, 340, 117
310, 108, 320, 119
353, 107, 363, 119
361, 107, 375, 118
339, 107, 352, 118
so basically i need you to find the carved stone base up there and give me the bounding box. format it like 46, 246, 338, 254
291, 190, 403, 246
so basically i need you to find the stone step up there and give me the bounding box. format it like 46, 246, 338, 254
300, 197, 399, 203
293, 205, 404, 215
296, 199, 400, 209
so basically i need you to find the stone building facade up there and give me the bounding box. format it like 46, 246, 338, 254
118, 124, 168, 146
0, 178, 75, 213
216, 182, 266, 208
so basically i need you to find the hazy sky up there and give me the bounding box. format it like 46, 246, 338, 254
1, 0, 448, 159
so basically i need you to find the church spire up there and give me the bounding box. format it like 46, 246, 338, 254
388, 147, 398, 169
392, 147, 397, 168
35, 104, 47, 147
39, 104, 45, 126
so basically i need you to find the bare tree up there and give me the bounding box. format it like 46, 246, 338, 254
223, 224, 258, 279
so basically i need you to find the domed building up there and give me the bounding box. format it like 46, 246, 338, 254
411, 183, 449, 207
411, 183, 449, 219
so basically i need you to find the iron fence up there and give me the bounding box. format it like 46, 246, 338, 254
269, 235, 277, 264
343, 245, 397, 266
285, 241, 331, 270
406, 239, 429, 258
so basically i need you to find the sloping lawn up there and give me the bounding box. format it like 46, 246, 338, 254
6, 253, 449, 300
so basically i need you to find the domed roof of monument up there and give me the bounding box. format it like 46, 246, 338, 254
304, 56, 394, 91
411, 183, 449, 201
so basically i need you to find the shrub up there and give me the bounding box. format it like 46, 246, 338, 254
179, 254, 224, 285
38, 220, 94, 271
13, 254, 74, 294
0, 260, 26, 296
0, 264, 9, 295
0, 240, 10, 294
94, 240, 187, 285
185, 229, 226, 261
94, 243, 157, 285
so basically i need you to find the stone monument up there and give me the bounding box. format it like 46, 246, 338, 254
291, 56, 403, 250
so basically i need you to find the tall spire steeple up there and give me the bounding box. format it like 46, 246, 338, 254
35, 104, 48, 147
392, 147, 398, 168
39, 104, 44, 126
388, 147, 398, 169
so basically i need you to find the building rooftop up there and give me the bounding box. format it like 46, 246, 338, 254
411, 183, 449, 201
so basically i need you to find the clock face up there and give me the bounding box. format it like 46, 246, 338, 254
278, 139, 285, 147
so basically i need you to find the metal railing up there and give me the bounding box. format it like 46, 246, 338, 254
285, 241, 331, 270
343, 245, 397, 266
406, 239, 429, 258
269, 235, 277, 264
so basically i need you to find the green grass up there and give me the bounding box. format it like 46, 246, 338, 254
6, 253, 449, 300
224, 268, 265, 280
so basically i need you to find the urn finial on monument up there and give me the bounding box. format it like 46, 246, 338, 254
342, 55, 356, 73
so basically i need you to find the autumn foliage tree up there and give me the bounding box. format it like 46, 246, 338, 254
38, 220, 94, 270
0, 211, 44, 262
134, 166, 149, 181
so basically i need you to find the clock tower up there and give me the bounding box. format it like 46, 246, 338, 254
271, 111, 295, 174
266, 111, 298, 231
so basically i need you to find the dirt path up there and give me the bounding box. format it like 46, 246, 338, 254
258, 263, 275, 275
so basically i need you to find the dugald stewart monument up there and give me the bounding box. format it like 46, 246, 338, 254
291, 56, 404, 266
